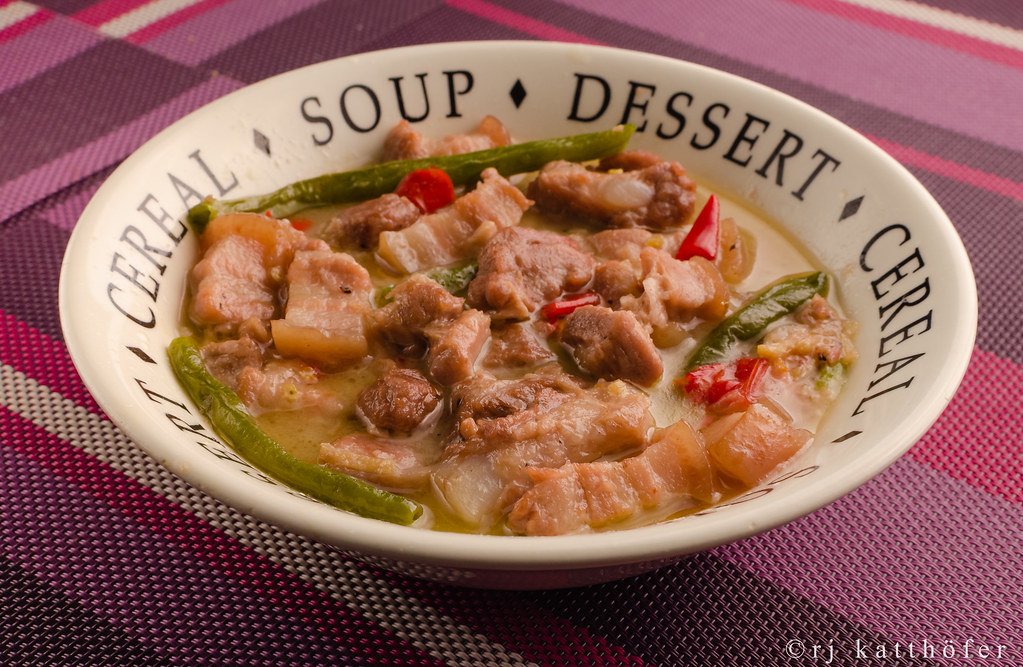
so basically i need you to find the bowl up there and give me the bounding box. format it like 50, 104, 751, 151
59, 41, 976, 589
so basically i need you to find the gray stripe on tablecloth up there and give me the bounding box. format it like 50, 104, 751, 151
912, 0, 1023, 31
0, 39, 207, 184
200, 0, 444, 84
0, 365, 535, 667
1, 554, 172, 666
528, 553, 936, 667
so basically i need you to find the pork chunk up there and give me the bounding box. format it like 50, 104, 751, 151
528, 158, 697, 230
619, 249, 729, 329
271, 250, 372, 369
703, 403, 812, 486
190, 235, 275, 328
425, 309, 491, 385
560, 305, 663, 386
483, 323, 555, 369
507, 420, 715, 535
236, 359, 341, 415
357, 366, 440, 435
201, 336, 263, 391
323, 194, 421, 249
320, 434, 438, 491
467, 227, 594, 320
377, 168, 531, 273
382, 115, 511, 161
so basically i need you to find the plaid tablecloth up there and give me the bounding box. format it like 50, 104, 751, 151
2, 1, 1021, 665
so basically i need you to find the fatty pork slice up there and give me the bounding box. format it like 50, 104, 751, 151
236, 359, 342, 415
382, 115, 511, 161
320, 434, 438, 491
702, 403, 812, 487
507, 420, 715, 535
323, 194, 422, 249
467, 227, 595, 320
271, 249, 372, 369
434, 373, 654, 527
356, 366, 441, 435
483, 323, 556, 369
190, 235, 275, 328
618, 248, 729, 331
377, 168, 531, 274
559, 305, 664, 386
369, 274, 490, 385
528, 155, 697, 230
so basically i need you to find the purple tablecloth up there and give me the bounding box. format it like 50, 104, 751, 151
3, 1, 1021, 665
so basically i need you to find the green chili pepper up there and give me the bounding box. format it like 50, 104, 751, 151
168, 337, 422, 525
684, 271, 828, 373
187, 125, 636, 232
376, 261, 479, 307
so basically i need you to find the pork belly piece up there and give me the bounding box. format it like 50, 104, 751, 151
236, 359, 341, 415
483, 323, 555, 369
320, 434, 438, 491
356, 366, 440, 435
618, 249, 729, 330
369, 274, 491, 384
381, 115, 511, 161
559, 305, 663, 386
323, 194, 422, 249
434, 375, 655, 527
200, 212, 327, 270
377, 168, 531, 274
467, 227, 594, 320
190, 235, 276, 328
271, 249, 372, 369
528, 158, 697, 230
201, 336, 263, 391
702, 403, 812, 486
507, 420, 715, 535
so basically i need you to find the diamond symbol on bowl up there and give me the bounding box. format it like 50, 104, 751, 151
509, 79, 527, 108
839, 195, 864, 221
254, 129, 271, 156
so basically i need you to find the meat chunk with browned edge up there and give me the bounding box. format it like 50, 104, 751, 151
369, 274, 491, 385
528, 157, 697, 230
323, 194, 421, 249
201, 336, 263, 391
483, 323, 555, 369
320, 434, 438, 491
357, 366, 440, 435
507, 420, 716, 535
382, 115, 511, 161
271, 249, 372, 370
433, 372, 654, 527
377, 168, 531, 274
560, 305, 663, 386
467, 227, 594, 320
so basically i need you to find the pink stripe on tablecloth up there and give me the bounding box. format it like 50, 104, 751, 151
0, 311, 102, 414
0, 14, 100, 94
0, 75, 240, 221
0, 407, 446, 666
126, 0, 233, 44
0, 5, 50, 43
553, 0, 1023, 152
868, 134, 1023, 202
143, 0, 327, 67
715, 457, 1023, 657
72, 0, 151, 27
446, 0, 602, 44
908, 347, 1023, 504
786, 0, 1023, 70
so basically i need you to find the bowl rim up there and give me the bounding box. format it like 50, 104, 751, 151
59, 40, 978, 571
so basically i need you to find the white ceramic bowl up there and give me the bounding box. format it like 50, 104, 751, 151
60, 42, 976, 589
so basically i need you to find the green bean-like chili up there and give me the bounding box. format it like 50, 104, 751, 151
683, 271, 828, 373
187, 124, 636, 232
168, 336, 422, 525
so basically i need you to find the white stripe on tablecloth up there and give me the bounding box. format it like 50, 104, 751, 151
97, 0, 203, 38
838, 0, 1023, 50
0, 1, 38, 30
0, 363, 535, 667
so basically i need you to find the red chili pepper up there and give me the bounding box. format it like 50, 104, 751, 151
395, 167, 456, 213
289, 218, 313, 231
676, 194, 720, 261
680, 357, 769, 410
540, 292, 601, 322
